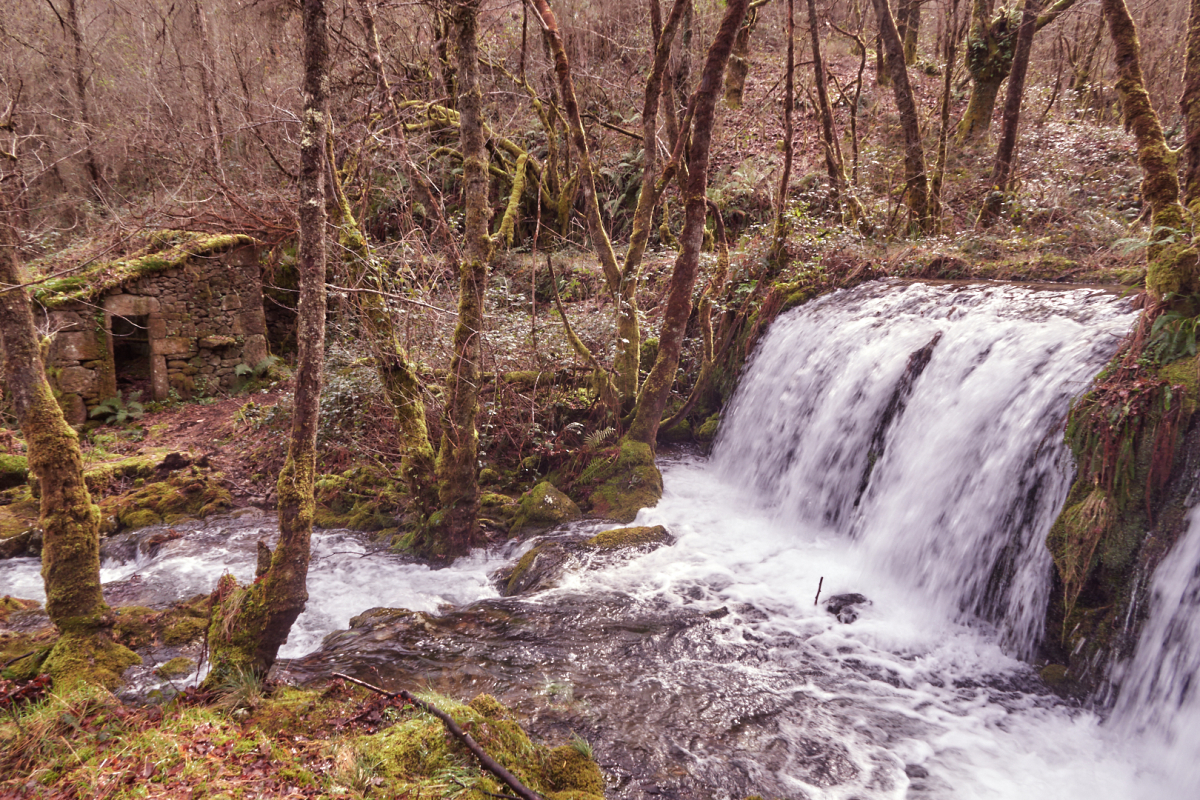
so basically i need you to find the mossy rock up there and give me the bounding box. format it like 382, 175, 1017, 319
695, 413, 721, 443
0, 454, 28, 491
313, 467, 405, 531
99, 467, 233, 532
658, 419, 692, 444
0, 623, 55, 681
544, 744, 605, 795
509, 482, 582, 536
0, 595, 41, 624
499, 542, 574, 596
0, 492, 40, 557
586, 440, 663, 523
154, 656, 195, 679
585, 524, 671, 550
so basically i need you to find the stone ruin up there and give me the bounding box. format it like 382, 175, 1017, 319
27, 232, 269, 424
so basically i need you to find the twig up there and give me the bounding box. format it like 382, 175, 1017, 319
814, 576, 823, 606
2, 650, 35, 668
332, 673, 546, 800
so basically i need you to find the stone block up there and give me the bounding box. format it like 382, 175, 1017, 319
242, 334, 269, 367
149, 317, 167, 338
48, 311, 89, 332
57, 366, 97, 394
104, 295, 159, 316
221, 294, 243, 311
54, 332, 101, 361
57, 393, 87, 426
199, 335, 236, 349
154, 337, 194, 356
232, 310, 266, 335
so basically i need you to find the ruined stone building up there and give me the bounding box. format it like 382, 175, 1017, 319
22, 232, 268, 424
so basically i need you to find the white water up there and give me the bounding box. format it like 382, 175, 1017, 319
6, 279, 1198, 798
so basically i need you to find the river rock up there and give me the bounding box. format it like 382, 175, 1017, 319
509, 481, 581, 536
825, 593, 871, 624
498, 541, 574, 596
584, 524, 672, 550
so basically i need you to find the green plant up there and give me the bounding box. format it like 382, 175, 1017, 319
88, 391, 144, 426
234, 355, 286, 393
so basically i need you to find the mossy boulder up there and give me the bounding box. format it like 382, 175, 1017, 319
544, 744, 605, 795
0, 454, 28, 491
0, 490, 39, 557
585, 439, 663, 523
313, 466, 405, 531
99, 466, 233, 532
154, 656, 195, 680
695, 413, 721, 444
585, 524, 671, 550
40, 630, 141, 690
509, 482, 582, 536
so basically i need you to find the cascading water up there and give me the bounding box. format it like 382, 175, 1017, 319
8, 278, 1199, 799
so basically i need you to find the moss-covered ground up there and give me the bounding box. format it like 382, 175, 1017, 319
0, 681, 605, 800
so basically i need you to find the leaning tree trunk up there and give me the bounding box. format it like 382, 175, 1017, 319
0, 190, 137, 687
873, 0, 931, 231
629, 0, 750, 447
977, 0, 1040, 227
429, 0, 489, 558
1101, 0, 1195, 301
1183, 0, 1200, 206
204, 0, 328, 685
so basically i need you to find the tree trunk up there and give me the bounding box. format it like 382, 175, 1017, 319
66, 0, 103, 196
1100, 0, 1194, 301
873, 0, 931, 231
769, 0, 796, 268
431, 0, 489, 557
629, 0, 750, 446
931, 0, 966, 221
901, 0, 922, 64
723, 5, 760, 108
191, 0, 225, 175
0, 192, 137, 687
977, 0, 1040, 227
205, 0, 328, 685
1183, 0, 1200, 206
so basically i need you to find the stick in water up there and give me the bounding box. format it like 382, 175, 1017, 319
814, 576, 824, 606
331, 672, 545, 800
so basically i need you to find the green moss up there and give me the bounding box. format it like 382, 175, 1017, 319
586, 439, 663, 523
40, 630, 141, 690
695, 413, 721, 443
586, 524, 671, 550
509, 481, 582, 536
31, 232, 258, 309
99, 467, 233, 533
154, 657, 195, 679
544, 744, 605, 795
313, 467, 406, 531
1147, 241, 1200, 300
0, 455, 28, 490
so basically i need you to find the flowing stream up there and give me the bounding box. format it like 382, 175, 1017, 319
8, 279, 1200, 798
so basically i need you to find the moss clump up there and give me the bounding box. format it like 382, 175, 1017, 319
99, 467, 232, 532
0, 625, 54, 680
585, 439, 663, 523
0, 490, 39, 556
695, 413, 721, 443
82, 453, 164, 496
585, 524, 671, 550
313, 466, 405, 531
0, 455, 28, 491
40, 630, 141, 690
1147, 241, 1200, 300
509, 482, 582, 536
154, 656, 195, 679
544, 744, 605, 795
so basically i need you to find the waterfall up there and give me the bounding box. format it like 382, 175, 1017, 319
713, 280, 1136, 656
1108, 504, 1200, 792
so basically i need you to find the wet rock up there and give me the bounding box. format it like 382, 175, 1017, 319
498, 541, 575, 596
584, 524, 672, 550
509, 482, 582, 536
825, 593, 871, 624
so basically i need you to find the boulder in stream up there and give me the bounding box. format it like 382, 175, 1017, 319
825, 593, 871, 624
509, 482, 582, 536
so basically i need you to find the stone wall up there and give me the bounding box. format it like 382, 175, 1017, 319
39, 243, 267, 424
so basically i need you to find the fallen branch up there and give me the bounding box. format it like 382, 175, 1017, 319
331, 672, 545, 800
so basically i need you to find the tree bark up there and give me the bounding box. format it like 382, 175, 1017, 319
431, 0, 489, 557
1100, 0, 1194, 301
724, 2, 770, 108
65, 0, 103, 196
629, 0, 750, 446
205, 0, 328, 684
873, 0, 931, 231
191, 0, 225, 175
977, 0, 1040, 227
1183, 0, 1200, 206
0, 187, 137, 686
769, 0, 796, 268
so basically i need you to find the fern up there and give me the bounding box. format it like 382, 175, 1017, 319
585, 426, 615, 449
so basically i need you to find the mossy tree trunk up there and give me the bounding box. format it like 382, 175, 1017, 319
723, 0, 771, 109
629, 0, 750, 447
873, 0, 932, 231
430, 0, 489, 557
977, 0, 1040, 227
1183, 0, 1200, 206
205, 0, 328, 684
958, 0, 1079, 142
66, 0, 103, 196
897, 0, 922, 64
0, 187, 137, 687
1100, 0, 1194, 301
